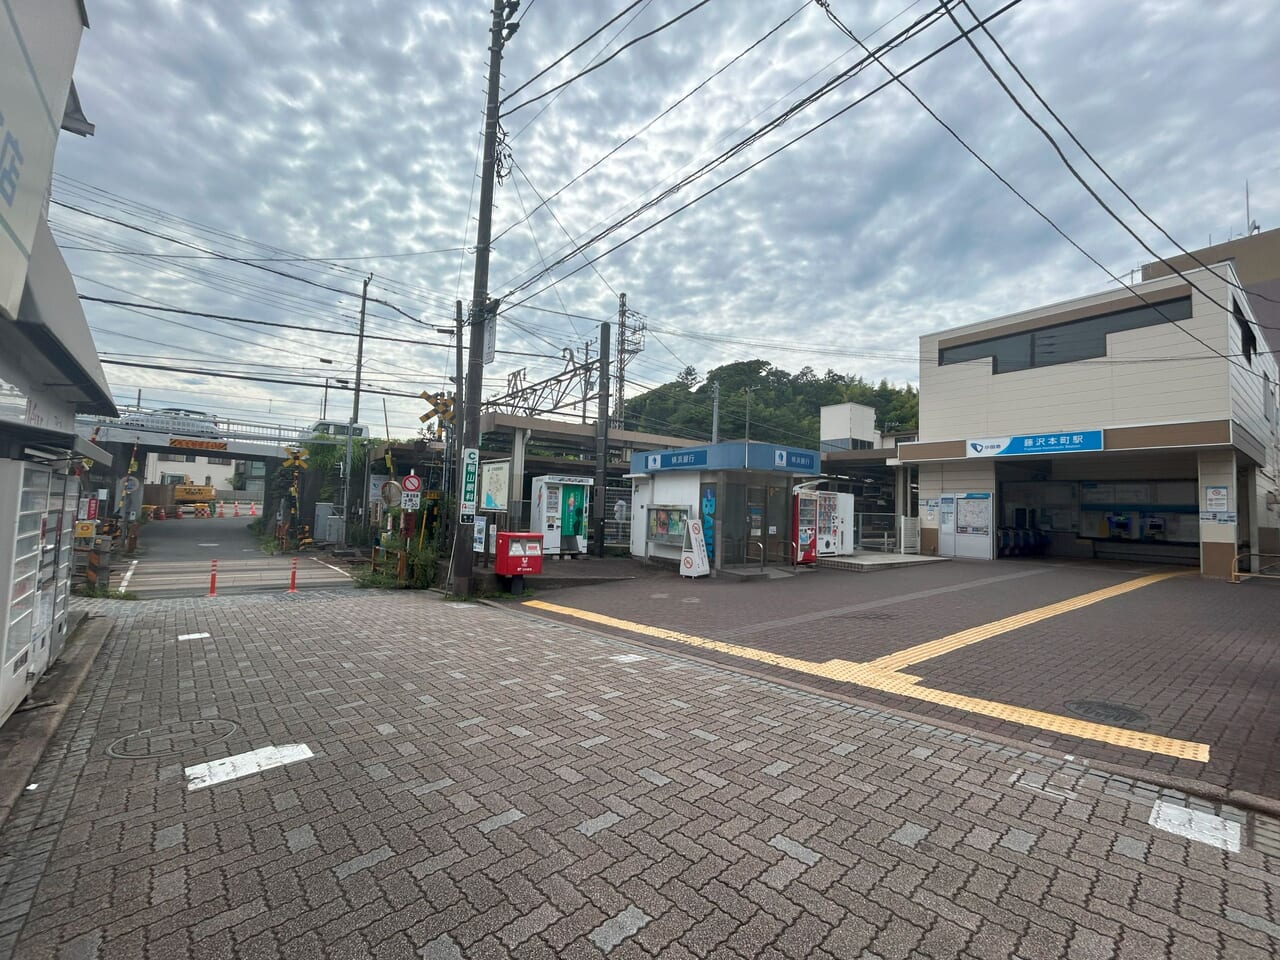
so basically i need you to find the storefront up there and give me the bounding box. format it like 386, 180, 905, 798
628, 442, 820, 570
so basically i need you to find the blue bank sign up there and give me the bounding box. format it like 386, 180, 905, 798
966, 430, 1103, 457
646, 449, 709, 470
774, 449, 816, 471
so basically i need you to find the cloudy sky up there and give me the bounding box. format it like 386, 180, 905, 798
52, 0, 1278, 438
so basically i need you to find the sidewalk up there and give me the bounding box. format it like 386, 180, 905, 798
0, 590, 1277, 959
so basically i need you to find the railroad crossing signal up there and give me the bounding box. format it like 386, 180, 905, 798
419, 390, 455, 423
283, 447, 309, 469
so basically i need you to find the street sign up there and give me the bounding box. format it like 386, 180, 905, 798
401, 474, 422, 493
459, 512, 474, 526
460, 447, 479, 516
401, 491, 422, 511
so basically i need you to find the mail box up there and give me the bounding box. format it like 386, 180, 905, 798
495, 532, 544, 576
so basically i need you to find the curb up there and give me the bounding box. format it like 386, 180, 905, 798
0, 616, 114, 829
504, 601, 1280, 819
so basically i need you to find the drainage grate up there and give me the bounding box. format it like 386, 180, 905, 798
108, 718, 239, 759
1063, 700, 1149, 727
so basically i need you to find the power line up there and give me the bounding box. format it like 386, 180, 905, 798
503, 0, 651, 103
952, 0, 1279, 307
57, 243, 467, 262
502, 0, 719, 115
492, 0, 809, 248
816, 0, 1271, 383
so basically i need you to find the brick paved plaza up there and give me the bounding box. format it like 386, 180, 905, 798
1, 586, 1277, 958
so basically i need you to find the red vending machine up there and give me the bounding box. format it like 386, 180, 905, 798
793, 490, 818, 564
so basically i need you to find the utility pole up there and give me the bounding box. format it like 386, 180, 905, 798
594, 321, 611, 557
613, 293, 626, 425
711, 381, 720, 443
454, 0, 519, 596
454, 299, 464, 500
342, 275, 371, 545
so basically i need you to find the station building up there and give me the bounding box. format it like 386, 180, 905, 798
897, 256, 1279, 579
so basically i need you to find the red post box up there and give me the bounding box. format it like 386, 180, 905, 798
495, 532, 543, 592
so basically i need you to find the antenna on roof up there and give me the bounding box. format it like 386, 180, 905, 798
1246, 181, 1260, 236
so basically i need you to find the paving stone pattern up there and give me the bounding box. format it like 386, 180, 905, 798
524, 562, 1280, 795
0, 590, 1277, 959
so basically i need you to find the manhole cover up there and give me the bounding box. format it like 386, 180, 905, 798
108, 719, 239, 759
1063, 700, 1148, 727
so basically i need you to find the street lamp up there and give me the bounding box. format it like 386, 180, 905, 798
321, 377, 350, 420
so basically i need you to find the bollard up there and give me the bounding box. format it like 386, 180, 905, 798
288, 557, 297, 593
209, 558, 217, 597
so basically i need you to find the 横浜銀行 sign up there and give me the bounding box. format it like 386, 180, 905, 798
965, 430, 1103, 457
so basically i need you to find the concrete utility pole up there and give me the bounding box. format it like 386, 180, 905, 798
454, 0, 518, 596
711, 381, 720, 443
613, 293, 626, 425
454, 299, 464, 499
342, 275, 371, 545
594, 321, 611, 557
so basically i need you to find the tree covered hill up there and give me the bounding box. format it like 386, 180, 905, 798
622, 360, 918, 448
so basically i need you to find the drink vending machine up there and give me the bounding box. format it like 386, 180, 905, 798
793, 488, 856, 563
530, 475, 593, 556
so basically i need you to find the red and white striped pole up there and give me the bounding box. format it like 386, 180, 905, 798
288, 557, 297, 593
208, 558, 218, 597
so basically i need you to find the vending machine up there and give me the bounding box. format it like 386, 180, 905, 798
530, 475, 593, 556
793, 489, 819, 564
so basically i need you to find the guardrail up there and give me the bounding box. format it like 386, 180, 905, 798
1230, 551, 1280, 584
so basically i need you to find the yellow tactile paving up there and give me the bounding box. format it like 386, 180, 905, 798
868, 571, 1185, 672
523, 589, 1211, 763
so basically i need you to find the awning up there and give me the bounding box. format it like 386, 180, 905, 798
0, 418, 112, 466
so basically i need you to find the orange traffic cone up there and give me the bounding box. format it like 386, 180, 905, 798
218, 501, 225, 518
234, 502, 240, 517
249, 501, 257, 517
173, 505, 182, 519
154, 507, 165, 521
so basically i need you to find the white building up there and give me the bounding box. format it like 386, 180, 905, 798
145, 451, 238, 490
1, 2, 113, 725
898, 259, 1279, 579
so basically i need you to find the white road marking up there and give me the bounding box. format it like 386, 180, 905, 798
119, 560, 138, 592
197, 543, 220, 547
1148, 799, 1241, 852
185, 744, 314, 791
176, 632, 211, 641
309, 557, 352, 578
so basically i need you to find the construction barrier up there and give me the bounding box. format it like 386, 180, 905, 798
193, 503, 211, 518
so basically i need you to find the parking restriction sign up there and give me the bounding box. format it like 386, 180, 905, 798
401, 474, 422, 493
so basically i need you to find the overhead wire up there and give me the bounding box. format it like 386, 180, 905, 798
501, 0, 720, 115
815, 0, 1272, 383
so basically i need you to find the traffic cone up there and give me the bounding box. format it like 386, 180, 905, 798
234, 502, 240, 517
154, 507, 165, 521
217, 502, 225, 518
249, 502, 256, 517
173, 505, 182, 519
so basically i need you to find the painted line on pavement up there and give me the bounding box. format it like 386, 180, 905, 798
868, 571, 1184, 672
310, 557, 353, 578
118, 560, 138, 592
176, 632, 211, 641
522, 598, 1210, 762
185, 744, 314, 791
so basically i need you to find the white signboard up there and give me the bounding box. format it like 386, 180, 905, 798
368, 474, 388, 504
483, 309, 496, 365
1204, 485, 1229, 511
401, 490, 421, 511
680, 516, 710, 578
0, 2, 81, 321
480, 459, 509, 511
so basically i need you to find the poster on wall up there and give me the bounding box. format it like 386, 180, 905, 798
700, 483, 716, 562
647, 505, 688, 545
955, 494, 991, 536
1204, 485, 1229, 511
480, 460, 509, 511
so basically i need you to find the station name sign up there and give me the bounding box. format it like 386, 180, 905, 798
966, 430, 1103, 458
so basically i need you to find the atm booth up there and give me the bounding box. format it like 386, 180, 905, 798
628, 442, 821, 571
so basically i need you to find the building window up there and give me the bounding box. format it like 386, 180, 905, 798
939, 296, 1193, 374
207, 457, 233, 465
1234, 297, 1257, 366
